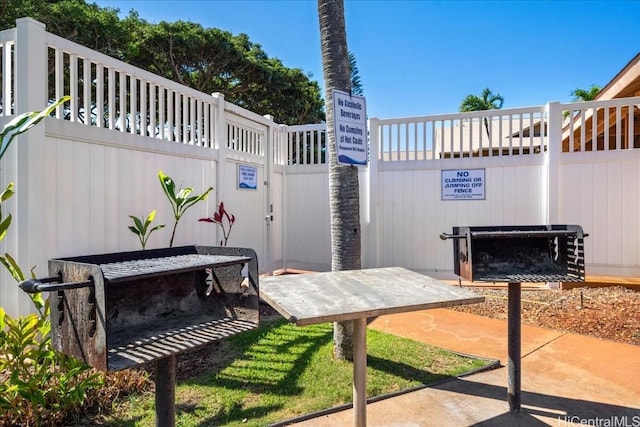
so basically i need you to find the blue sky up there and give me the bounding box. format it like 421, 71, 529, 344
94, 0, 640, 120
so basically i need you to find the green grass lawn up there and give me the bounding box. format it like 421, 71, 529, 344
96, 318, 490, 426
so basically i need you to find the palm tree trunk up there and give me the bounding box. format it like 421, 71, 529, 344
318, 0, 361, 361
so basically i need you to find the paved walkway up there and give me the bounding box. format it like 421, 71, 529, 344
284, 307, 640, 426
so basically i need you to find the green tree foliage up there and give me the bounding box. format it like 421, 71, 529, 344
459, 87, 504, 112
349, 51, 363, 96
124, 19, 324, 124
0, 0, 129, 56
459, 87, 505, 141
570, 84, 601, 102
0, 0, 325, 125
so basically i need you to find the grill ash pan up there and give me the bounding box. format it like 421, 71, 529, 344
19, 245, 259, 372
440, 224, 586, 283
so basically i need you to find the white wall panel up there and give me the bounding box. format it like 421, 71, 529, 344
606, 162, 623, 266
577, 163, 594, 263
89, 144, 106, 253
379, 171, 392, 267
55, 138, 75, 257
591, 163, 609, 266
501, 167, 517, 224
269, 171, 284, 270
621, 160, 637, 266
557, 151, 640, 275
72, 140, 93, 256
284, 168, 330, 271
103, 145, 120, 252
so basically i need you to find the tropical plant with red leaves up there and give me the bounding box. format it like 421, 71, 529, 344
199, 202, 236, 246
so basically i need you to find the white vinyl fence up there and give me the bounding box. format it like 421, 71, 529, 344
1, 18, 639, 318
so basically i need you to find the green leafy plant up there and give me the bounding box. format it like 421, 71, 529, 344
0, 299, 103, 425
128, 209, 165, 249
0, 97, 106, 426
199, 201, 236, 246
0, 97, 69, 158
158, 170, 213, 247
0, 183, 14, 242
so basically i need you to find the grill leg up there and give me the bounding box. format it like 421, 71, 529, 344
508, 282, 521, 412
155, 354, 176, 427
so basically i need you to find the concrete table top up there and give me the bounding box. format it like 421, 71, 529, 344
260, 267, 484, 326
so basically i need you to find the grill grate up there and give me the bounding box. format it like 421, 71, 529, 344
100, 254, 251, 283
478, 273, 584, 283
107, 318, 257, 371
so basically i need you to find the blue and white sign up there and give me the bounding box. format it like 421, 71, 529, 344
332, 90, 368, 166
238, 164, 258, 190
441, 169, 485, 200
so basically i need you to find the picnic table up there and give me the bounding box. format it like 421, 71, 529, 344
260, 267, 484, 427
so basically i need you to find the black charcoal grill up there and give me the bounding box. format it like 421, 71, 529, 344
19, 245, 259, 427
441, 224, 585, 283
441, 224, 586, 412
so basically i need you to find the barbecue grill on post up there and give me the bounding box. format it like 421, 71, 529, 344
18, 245, 260, 427
440, 225, 586, 412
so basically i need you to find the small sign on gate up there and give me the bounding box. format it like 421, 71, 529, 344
238, 164, 258, 190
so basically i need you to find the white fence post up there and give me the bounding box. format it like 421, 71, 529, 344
280, 123, 288, 272
10, 18, 49, 315
546, 102, 562, 224
15, 18, 47, 113
366, 117, 380, 268
212, 92, 227, 247
263, 114, 275, 272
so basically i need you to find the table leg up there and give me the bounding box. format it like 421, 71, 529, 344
508, 282, 521, 412
353, 317, 367, 427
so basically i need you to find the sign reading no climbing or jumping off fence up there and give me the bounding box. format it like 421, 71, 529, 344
441, 169, 486, 200
332, 90, 368, 166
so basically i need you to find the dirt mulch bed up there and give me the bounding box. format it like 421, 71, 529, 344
448, 285, 640, 346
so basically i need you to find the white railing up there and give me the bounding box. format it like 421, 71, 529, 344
286, 123, 326, 165
227, 120, 264, 155
0, 28, 15, 117
283, 96, 640, 167
45, 31, 219, 147
371, 106, 548, 161
1, 18, 287, 158
283, 106, 550, 165
560, 97, 640, 152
